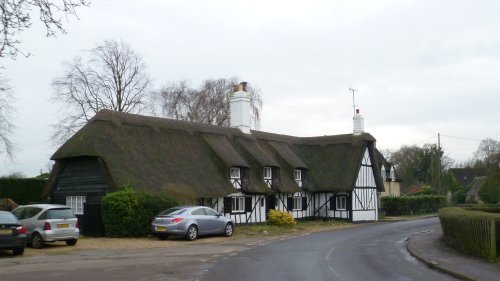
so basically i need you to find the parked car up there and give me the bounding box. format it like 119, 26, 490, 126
11, 204, 79, 249
151, 206, 234, 241
0, 211, 27, 255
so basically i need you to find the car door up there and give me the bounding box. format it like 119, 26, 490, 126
13, 207, 42, 238
201, 208, 224, 234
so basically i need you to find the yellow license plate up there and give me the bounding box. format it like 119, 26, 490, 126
0, 229, 13, 235
57, 224, 70, 229
155, 226, 167, 231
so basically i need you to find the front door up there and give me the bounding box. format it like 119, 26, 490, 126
265, 195, 275, 219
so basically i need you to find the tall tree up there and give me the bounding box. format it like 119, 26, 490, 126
151, 77, 262, 128
0, 0, 89, 59
0, 73, 14, 159
473, 138, 500, 170
389, 144, 452, 193
52, 40, 151, 144
1, 0, 88, 158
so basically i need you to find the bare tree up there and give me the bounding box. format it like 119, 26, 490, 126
0, 73, 15, 159
473, 138, 500, 170
151, 77, 262, 128
52, 40, 151, 144
0, 0, 89, 59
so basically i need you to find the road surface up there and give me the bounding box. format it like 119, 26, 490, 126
203, 217, 458, 281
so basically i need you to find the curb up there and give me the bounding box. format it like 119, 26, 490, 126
406, 236, 477, 281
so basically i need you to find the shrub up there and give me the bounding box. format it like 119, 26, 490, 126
382, 195, 446, 216
479, 170, 500, 204
439, 207, 500, 261
267, 209, 296, 227
101, 186, 178, 237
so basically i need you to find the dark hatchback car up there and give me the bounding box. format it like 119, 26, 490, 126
0, 211, 27, 255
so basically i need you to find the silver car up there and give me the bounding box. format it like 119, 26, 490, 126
12, 204, 79, 249
151, 206, 234, 241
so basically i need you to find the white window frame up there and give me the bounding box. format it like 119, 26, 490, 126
294, 169, 302, 188
293, 197, 302, 211
66, 196, 86, 215
263, 167, 272, 188
230, 167, 242, 189
336, 196, 346, 211
232, 197, 245, 213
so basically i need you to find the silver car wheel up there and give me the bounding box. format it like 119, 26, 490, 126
186, 225, 198, 241
32, 233, 45, 249
224, 223, 233, 237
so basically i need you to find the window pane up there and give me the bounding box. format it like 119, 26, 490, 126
264, 167, 272, 179
230, 168, 240, 178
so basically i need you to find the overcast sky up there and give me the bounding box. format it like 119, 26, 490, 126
2, 0, 499, 177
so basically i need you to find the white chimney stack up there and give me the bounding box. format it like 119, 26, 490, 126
353, 108, 364, 135
230, 82, 251, 134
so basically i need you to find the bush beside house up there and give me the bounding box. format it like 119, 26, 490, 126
267, 209, 296, 227
101, 187, 178, 237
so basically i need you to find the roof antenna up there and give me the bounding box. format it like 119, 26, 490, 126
349, 87, 358, 116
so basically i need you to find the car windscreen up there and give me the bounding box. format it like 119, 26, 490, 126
0, 213, 18, 224
158, 208, 187, 216
46, 208, 76, 219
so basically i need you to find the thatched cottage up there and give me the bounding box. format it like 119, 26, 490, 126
45, 83, 385, 234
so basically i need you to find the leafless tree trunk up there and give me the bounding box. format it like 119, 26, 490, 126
0, 73, 14, 159
151, 77, 262, 128
52, 40, 151, 145
0, 0, 89, 59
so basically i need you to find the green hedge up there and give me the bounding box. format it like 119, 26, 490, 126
101, 187, 178, 237
439, 207, 500, 261
0, 178, 47, 204
381, 195, 446, 216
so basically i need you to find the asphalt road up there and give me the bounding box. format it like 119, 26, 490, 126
0, 218, 457, 281
203, 217, 458, 281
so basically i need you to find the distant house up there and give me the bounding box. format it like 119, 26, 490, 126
449, 168, 487, 189
44, 82, 385, 234
465, 176, 487, 204
375, 151, 401, 197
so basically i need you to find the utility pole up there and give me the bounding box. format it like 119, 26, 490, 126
438, 132, 442, 193
349, 88, 357, 116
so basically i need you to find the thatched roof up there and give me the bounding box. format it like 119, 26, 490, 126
49, 110, 383, 201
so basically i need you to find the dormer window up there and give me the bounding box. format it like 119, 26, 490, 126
230, 167, 241, 189
390, 167, 396, 182
263, 167, 272, 188
294, 169, 302, 188
381, 166, 387, 181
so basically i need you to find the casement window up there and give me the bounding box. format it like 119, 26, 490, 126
287, 196, 307, 211
294, 169, 302, 187
231, 197, 245, 213
263, 167, 272, 188
224, 196, 252, 214
336, 196, 347, 211
230, 167, 242, 189
66, 196, 86, 215
293, 197, 302, 211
